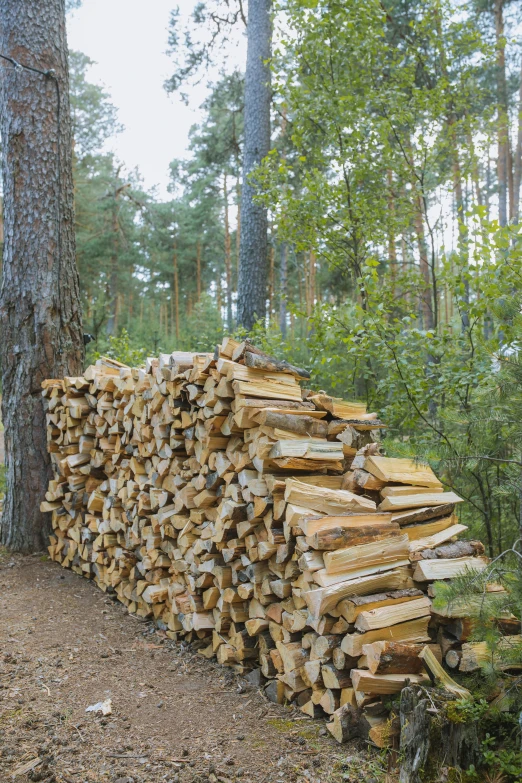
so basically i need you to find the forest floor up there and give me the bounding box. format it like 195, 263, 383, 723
0, 551, 387, 783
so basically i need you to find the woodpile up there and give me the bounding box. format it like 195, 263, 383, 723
40, 338, 500, 743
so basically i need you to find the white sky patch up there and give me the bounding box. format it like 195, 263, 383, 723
67, 0, 238, 199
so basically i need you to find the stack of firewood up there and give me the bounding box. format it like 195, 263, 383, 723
41, 338, 499, 744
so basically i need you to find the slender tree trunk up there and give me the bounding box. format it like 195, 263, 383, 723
106, 195, 119, 336
106, 182, 129, 336
466, 127, 483, 208
170, 288, 174, 337
196, 240, 202, 301
236, 175, 241, 281
513, 58, 522, 221
413, 195, 433, 330
304, 252, 310, 317
494, 0, 509, 226
400, 233, 409, 307
298, 253, 304, 317
164, 297, 169, 335
268, 242, 275, 319
236, 0, 272, 330
0, 0, 84, 552
224, 172, 233, 330
452, 147, 471, 330
309, 249, 316, 315
173, 248, 180, 341
508, 140, 514, 221
387, 169, 397, 297
216, 276, 222, 314
406, 133, 433, 329
486, 151, 491, 220
279, 243, 287, 338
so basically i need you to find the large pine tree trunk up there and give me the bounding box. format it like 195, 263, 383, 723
236, 0, 271, 331
0, 0, 84, 552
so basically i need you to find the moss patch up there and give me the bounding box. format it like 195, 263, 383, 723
267, 718, 297, 732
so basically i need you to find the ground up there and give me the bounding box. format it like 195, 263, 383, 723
0, 553, 387, 783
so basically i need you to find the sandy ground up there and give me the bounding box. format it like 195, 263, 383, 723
0, 552, 386, 783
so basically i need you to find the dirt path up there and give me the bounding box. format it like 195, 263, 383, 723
0, 553, 383, 783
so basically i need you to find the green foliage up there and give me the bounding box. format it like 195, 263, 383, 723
445, 698, 489, 725
477, 725, 522, 781
90, 329, 148, 368
69, 51, 122, 159
173, 294, 224, 352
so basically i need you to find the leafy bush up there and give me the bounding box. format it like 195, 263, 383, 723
90, 328, 148, 368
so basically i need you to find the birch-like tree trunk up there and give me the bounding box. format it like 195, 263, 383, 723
0, 0, 84, 552
236, 0, 272, 330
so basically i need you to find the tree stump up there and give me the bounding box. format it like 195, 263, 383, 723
399, 687, 431, 783
440, 716, 480, 769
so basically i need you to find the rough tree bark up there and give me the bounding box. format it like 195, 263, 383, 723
236, 0, 272, 331
0, 0, 84, 552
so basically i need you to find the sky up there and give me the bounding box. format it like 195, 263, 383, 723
67, 0, 233, 200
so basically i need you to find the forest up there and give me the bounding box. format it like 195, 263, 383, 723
1, 0, 522, 781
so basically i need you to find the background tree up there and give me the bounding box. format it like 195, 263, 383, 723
0, 0, 84, 552
236, 0, 272, 329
